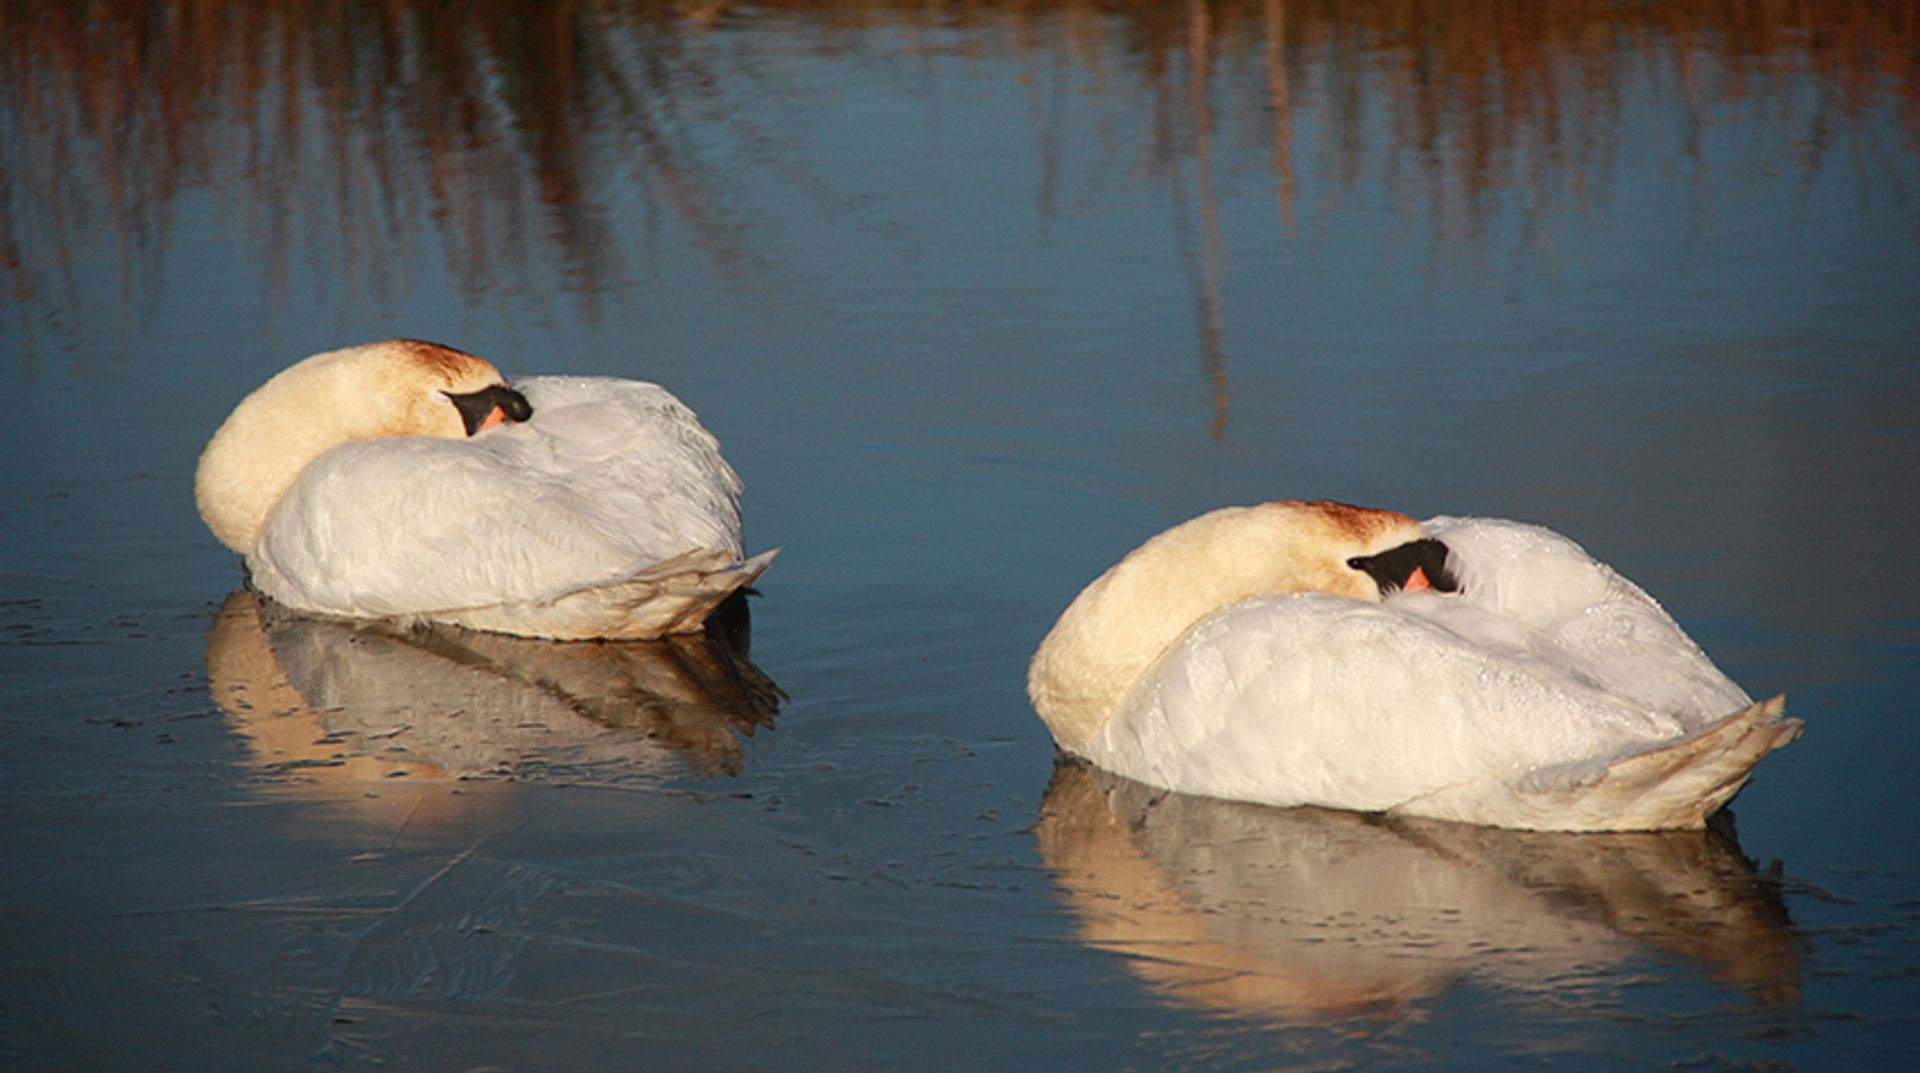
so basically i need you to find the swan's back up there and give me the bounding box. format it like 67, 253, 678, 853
1419, 517, 1753, 725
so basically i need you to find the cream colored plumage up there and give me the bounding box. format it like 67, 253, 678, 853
196, 340, 773, 640
1028, 501, 1800, 832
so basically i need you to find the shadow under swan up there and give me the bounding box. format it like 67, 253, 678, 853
1035, 759, 1801, 1026
206, 588, 783, 796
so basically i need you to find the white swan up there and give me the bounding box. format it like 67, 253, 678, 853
195, 339, 774, 639
1028, 500, 1801, 831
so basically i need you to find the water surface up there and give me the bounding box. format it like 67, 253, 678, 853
4, 2, 1918, 1069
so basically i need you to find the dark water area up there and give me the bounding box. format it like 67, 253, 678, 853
3, 1, 1918, 1068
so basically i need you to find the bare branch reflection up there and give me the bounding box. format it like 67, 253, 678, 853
1187, 0, 1231, 438
1036, 760, 1802, 1026
0, 0, 768, 349
3, 0, 1913, 393
1265, 0, 1297, 237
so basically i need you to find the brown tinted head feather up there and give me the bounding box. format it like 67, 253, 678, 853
1286, 499, 1421, 546
388, 338, 488, 383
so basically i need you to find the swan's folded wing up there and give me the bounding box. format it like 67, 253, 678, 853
1082, 594, 1690, 814
251, 438, 645, 616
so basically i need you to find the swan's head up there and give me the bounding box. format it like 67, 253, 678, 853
1091, 499, 1457, 609
1029, 500, 1459, 748
195, 339, 533, 553
1328, 506, 1459, 599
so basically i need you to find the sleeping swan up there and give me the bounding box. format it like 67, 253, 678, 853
1028, 500, 1800, 832
195, 339, 774, 640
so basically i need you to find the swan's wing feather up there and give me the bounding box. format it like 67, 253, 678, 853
1084, 595, 1688, 813
251, 437, 634, 616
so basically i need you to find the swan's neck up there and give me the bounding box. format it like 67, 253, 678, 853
195, 346, 472, 553
1028, 504, 1395, 748
195, 385, 363, 553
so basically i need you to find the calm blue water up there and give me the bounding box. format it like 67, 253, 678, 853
4, 3, 1918, 1069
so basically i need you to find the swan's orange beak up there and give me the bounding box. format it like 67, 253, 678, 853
477, 406, 512, 431
1403, 566, 1432, 593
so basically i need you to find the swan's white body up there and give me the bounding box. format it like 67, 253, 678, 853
1029, 502, 1799, 832
197, 342, 772, 640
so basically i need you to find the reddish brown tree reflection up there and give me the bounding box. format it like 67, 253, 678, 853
2, 0, 1914, 352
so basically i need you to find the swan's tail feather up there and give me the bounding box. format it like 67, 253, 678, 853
1394, 695, 1800, 832
439, 549, 779, 641
1582, 695, 1800, 830
583, 548, 780, 639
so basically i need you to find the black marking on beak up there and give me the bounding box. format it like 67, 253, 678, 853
1347, 538, 1459, 595
446, 384, 534, 436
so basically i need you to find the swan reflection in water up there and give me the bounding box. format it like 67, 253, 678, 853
1036, 759, 1800, 1025
205, 588, 782, 823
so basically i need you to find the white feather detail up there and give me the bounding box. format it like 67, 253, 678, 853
248, 376, 770, 639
